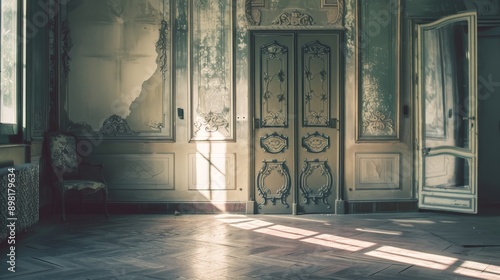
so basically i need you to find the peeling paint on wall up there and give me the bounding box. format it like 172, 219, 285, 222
65, 0, 171, 137
127, 14, 169, 132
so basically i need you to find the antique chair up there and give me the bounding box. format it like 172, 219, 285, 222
46, 132, 109, 221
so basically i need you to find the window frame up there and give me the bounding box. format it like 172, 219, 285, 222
0, 0, 24, 144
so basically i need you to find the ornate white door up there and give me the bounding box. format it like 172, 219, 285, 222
417, 12, 478, 213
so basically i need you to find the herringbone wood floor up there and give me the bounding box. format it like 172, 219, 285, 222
2, 212, 500, 279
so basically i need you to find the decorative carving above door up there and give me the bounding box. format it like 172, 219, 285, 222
272, 10, 315, 26
245, 0, 344, 30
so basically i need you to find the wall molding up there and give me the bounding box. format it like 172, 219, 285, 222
90, 153, 175, 190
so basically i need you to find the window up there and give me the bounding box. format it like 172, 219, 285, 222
0, 0, 24, 141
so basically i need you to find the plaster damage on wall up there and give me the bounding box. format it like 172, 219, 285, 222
126, 13, 169, 132
66, 0, 168, 135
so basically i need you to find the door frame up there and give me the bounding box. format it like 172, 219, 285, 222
476, 20, 500, 205
248, 30, 345, 214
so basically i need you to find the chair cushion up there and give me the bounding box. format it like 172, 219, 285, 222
58, 180, 106, 192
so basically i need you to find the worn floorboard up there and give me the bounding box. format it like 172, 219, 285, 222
2, 212, 500, 279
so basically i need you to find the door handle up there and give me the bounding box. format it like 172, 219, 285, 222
329, 118, 339, 129
462, 116, 475, 121
254, 118, 262, 129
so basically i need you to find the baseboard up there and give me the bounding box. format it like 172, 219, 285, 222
346, 200, 418, 214
478, 202, 500, 215
56, 202, 247, 215
43, 200, 421, 216
246, 201, 256, 214
39, 203, 54, 220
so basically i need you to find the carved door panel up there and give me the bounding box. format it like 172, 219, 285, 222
253, 32, 340, 214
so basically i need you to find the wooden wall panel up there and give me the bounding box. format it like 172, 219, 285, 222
90, 154, 175, 190
188, 153, 236, 190
355, 153, 400, 190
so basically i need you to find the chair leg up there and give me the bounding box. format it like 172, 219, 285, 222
79, 192, 84, 214
61, 189, 66, 222
103, 188, 109, 220
52, 188, 57, 216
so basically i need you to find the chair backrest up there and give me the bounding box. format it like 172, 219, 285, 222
47, 132, 79, 180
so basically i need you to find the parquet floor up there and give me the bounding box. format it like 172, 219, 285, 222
2, 211, 500, 279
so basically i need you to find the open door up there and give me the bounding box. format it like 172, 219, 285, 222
417, 12, 478, 213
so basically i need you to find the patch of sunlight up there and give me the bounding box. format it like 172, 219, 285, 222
266, 215, 332, 224
215, 214, 247, 218
230, 220, 273, 230
193, 142, 230, 205
254, 227, 306, 239
355, 228, 402, 236
217, 218, 254, 224
301, 234, 376, 252
397, 224, 414, 228
454, 261, 500, 279
253, 224, 318, 240
268, 225, 318, 237
390, 219, 435, 224
365, 246, 457, 270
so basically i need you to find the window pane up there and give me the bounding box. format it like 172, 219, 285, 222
1, 0, 18, 124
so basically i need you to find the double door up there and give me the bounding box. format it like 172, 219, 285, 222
252, 32, 341, 214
